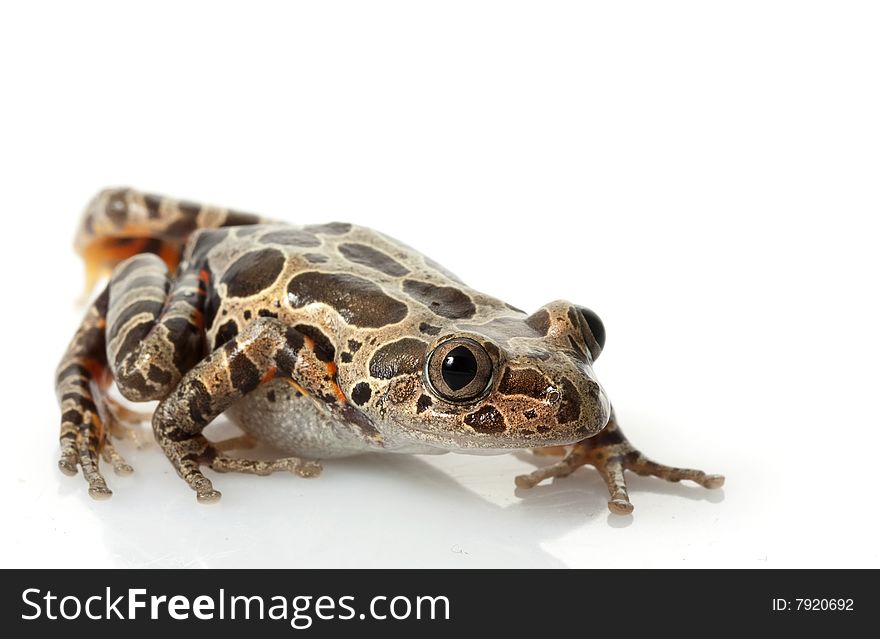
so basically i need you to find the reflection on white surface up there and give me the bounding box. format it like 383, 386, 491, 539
11, 412, 736, 569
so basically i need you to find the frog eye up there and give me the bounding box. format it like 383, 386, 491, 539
425, 337, 493, 402
574, 306, 606, 359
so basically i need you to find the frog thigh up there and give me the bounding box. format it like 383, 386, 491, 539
106, 253, 205, 401
74, 187, 268, 294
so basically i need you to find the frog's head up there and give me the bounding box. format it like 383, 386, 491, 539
371, 300, 610, 451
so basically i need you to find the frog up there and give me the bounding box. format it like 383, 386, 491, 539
56, 188, 724, 515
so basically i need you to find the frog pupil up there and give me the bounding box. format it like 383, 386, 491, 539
442, 346, 477, 391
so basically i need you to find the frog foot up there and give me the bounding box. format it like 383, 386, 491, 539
157, 434, 322, 504
58, 394, 137, 499
516, 415, 724, 514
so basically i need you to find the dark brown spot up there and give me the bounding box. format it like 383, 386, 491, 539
61, 393, 98, 414
177, 200, 202, 219
498, 367, 550, 400
165, 216, 199, 239
417, 394, 433, 414
147, 364, 172, 385
340, 404, 381, 438
557, 377, 581, 424
347, 339, 362, 352
525, 309, 551, 335
275, 327, 305, 375
351, 382, 372, 406
304, 253, 328, 264
305, 222, 352, 235
258, 309, 278, 318
164, 317, 203, 373
419, 322, 441, 336
243, 310, 252, 320
403, 279, 475, 319
266, 389, 276, 403
524, 409, 537, 420
56, 363, 91, 383
262, 229, 321, 247
339, 243, 409, 277
190, 229, 227, 263
287, 272, 408, 328
228, 352, 261, 394
295, 324, 335, 362
221, 248, 285, 297
223, 210, 262, 227
340, 352, 353, 363
536, 425, 551, 433
61, 410, 84, 426
144, 193, 162, 219
464, 405, 506, 433
186, 379, 213, 425
368, 338, 427, 379
214, 320, 239, 348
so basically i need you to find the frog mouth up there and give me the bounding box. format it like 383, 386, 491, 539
398, 419, 590, 452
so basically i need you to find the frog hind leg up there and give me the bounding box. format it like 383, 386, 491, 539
56, 285, 128, 498
516, 410, 724, 514
75, 187, 267, 296
105, 253, 205, 403
152, 317, 343, 503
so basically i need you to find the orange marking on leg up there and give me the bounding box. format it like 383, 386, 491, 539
324, 361, 347, 402
80, 357, 105, 379
198, 269, 210, 285
80, 237, 149, 264
158, 242, 181, 272
191, 309, 204, 329
260, 367, 277, 384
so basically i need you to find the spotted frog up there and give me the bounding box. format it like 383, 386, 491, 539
56, 188, 724, 514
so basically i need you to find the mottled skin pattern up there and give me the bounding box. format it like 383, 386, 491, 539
56, 187, 724, 513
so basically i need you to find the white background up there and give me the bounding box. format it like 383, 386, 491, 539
1, 1, 878, 568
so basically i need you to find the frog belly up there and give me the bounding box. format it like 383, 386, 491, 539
225, 379, 440, 458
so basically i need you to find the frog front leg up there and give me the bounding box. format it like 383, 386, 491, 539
152, 317, 329, 503
516, 409, 724, 514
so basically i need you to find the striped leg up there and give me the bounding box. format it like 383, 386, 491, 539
516, 410, 725, 514
74, 187, 268, 295
106, 253, 205, 402
152, 317, 337, 503
55, 287, 120, 498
